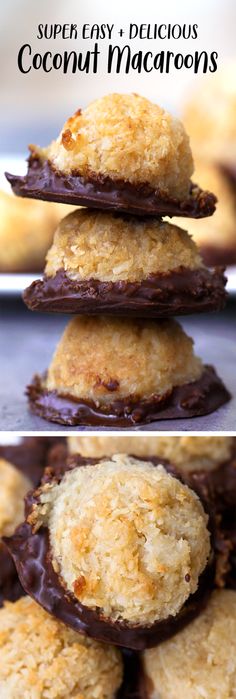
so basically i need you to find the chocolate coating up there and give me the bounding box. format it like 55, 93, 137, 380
5, 155, 216, 218
23, 267, 227, 317
26, 365, 231, 427
4, 457, 215, 651
0, 542, 24, 607
179, 455, 236, 589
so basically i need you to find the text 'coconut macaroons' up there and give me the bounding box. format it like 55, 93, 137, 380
6, 93, 216, 217
5, 455, 214, 650
23, 209, 227, 316
0, 596, 123, 699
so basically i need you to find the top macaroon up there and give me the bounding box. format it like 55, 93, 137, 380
6, 94, 216, 217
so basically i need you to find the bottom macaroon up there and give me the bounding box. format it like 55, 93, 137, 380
26, 316, 230, 427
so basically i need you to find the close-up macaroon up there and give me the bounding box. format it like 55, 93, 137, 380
6, 93, 216, 217
5, 455, 213, 650
26, 315, 230, 426
0, 458, 31, 605
23, 209, 227, 316
0, 596, 123, 699
142, 589, 236, 699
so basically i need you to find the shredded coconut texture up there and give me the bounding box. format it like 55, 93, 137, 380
39, 93, 194, 199
45, 209, 202, 282
67, 436, 234, 472
0, 190, 74, 272
143, 589, 236, 699
184, 64, 236, 163
172, 159, 236, 249
0, 596, 122, 699
46, 317, 203, 405
0, 458, 31, 537
34, 456, 210, 626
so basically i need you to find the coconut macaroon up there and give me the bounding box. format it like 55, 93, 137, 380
6, 456, 214, 649
0, 596, 123, 699
6, 93, 216, 217
143, 589, 236, 699
23, 209, 227, 315
172, 160, 236, 266
67, 435, 235, 472
184, 64, 236, 165
26, 315, 230, 426
0, 190, 74, 272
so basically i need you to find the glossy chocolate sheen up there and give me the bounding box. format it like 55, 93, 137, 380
23, 266, 227, 317
26, 365, 231, 427
5, 155, 217, 218
0, 542, 24, 607
5, 456, 215, 651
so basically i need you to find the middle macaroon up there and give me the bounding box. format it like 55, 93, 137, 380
23, 209, 227, 317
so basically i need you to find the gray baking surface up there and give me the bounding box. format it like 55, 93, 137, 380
0, 297, 235, 432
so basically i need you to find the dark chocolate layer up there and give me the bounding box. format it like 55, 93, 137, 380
5, 458, 215, 650
0, 542, 24, 607
6, 154, 216, 218
23, 266, 227, 317
26, 365, 231, 427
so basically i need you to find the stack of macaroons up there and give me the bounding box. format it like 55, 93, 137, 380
2, 439, 236, 696
6, 93, 230, 427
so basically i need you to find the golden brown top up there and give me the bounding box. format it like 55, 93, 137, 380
0, 458, 31, 537
143, 589, 236, 699
0, 596, 123, 698
46, 317, 203, 404
32, 456, 210, 626
45, 209, 202, 282
40, 93, 194, 199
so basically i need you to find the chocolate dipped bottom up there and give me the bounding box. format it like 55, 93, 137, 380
26, 365, 231, 427
5, 157, 216, 218
23, 266, 227, 317
4, 455, 215, 651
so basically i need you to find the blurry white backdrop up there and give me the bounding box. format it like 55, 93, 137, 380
0, 0, 235, 152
